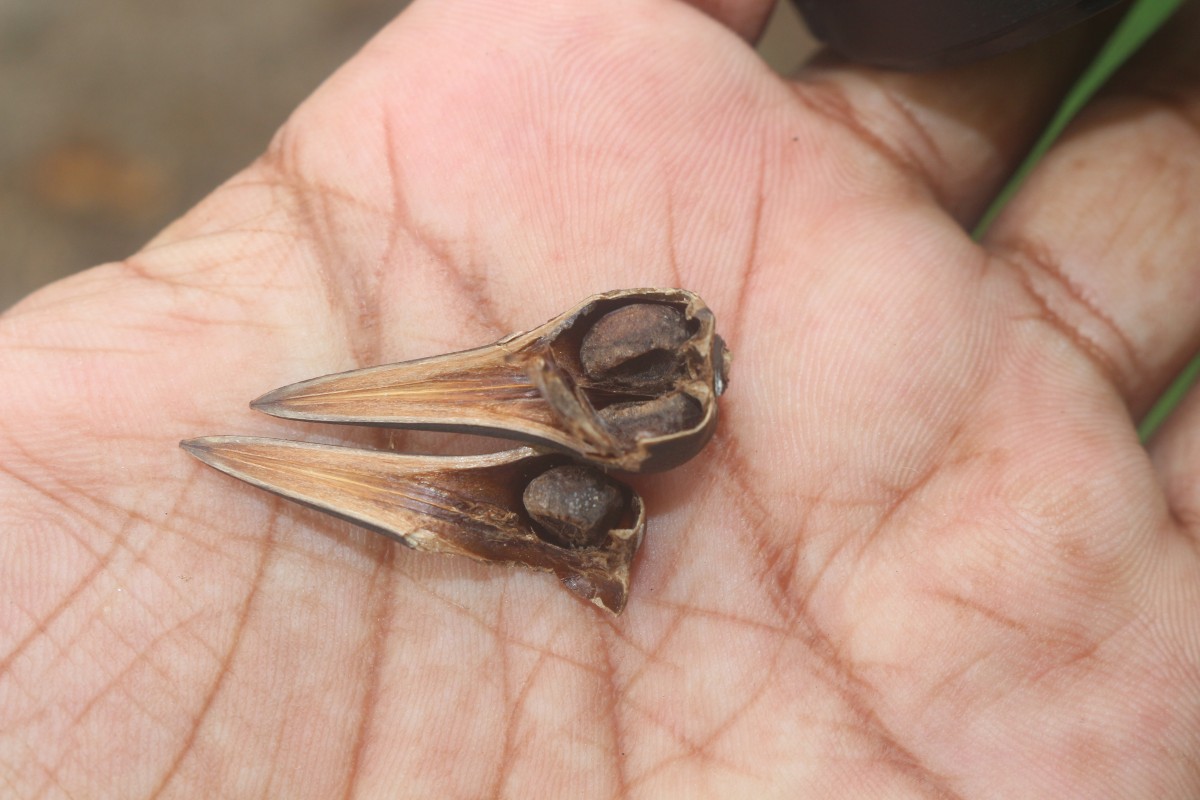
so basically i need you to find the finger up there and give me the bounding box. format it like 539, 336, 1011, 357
982, 3, 1200, 412
678, 0, 777, 42
1150, 377, 1200, 541
792, 12, 1118, 224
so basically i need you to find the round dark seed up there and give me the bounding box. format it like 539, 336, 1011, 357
523, 465, 626, 549
579, 304, 690, 391
596, 391, 702, 442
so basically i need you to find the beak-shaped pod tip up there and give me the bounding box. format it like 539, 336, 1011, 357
179, 436, 263, 481
179, 437, 214, 462
248, 383, 314, 418
248, 392, 279, 414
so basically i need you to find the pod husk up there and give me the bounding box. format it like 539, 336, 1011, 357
181, 438, 645, 613
251, 288, 728, 472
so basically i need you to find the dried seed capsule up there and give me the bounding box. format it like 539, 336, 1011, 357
597, 392, 702, 443
250, 289, 729, 473
180, 439, 646, 614
579, 303, 691, 392
523, 465, 625, 549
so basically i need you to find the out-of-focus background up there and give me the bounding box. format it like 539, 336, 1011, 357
0, 0, 815, 311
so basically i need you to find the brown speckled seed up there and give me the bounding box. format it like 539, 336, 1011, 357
579, 303, 691, 392
523, 465, 625, 549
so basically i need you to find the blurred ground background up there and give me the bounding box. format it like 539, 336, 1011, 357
0, 0, 815, 311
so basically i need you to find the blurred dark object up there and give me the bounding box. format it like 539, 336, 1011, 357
0, 0, 403, 312
791, 0, 1123, 69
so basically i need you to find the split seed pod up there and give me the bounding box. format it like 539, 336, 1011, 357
251, 288, 730, 473
180, 438, 645, 613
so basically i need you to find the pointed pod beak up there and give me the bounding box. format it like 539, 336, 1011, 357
248, 349, 543, 427
180, 435, 420, 539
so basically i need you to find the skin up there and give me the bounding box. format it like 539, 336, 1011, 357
2, 0, 1199, 796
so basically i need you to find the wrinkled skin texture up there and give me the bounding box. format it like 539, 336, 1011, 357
3, 1, 1200, 797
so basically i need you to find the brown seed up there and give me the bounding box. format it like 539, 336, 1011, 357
523, 465, 626, 549
597, 391, 702, 443
579, 303, 691, 392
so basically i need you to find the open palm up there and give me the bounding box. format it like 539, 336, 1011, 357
4, 1, 1199, 796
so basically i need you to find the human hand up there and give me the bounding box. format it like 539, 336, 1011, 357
3, 1, 1198, 796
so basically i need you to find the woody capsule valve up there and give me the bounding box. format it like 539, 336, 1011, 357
250, 289, 729, 473
179, 439, 646, 613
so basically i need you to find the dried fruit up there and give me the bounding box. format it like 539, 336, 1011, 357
250, 288, 730, 472
180, 438, 644, 613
